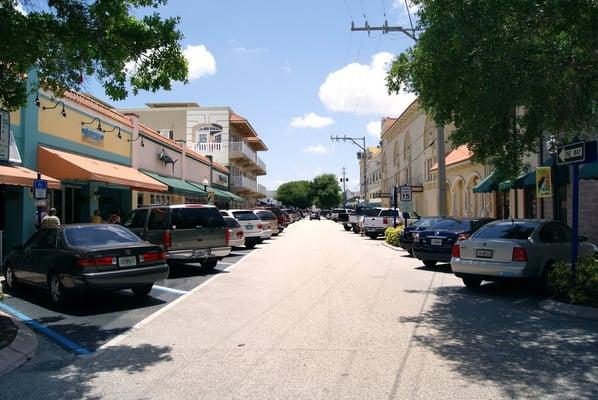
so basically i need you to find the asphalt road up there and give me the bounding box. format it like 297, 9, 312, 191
2, 219, 598, 399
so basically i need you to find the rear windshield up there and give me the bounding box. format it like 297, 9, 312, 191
379, 210, 399, 217
332, 208, 346, 214
171, 207, 225, 229
255, 210, 276, 220
64, 225, 142, 248
223, 217, 240, 229
233, 211, 259, 221
363, 208, 381, 217
265, 207, 282, 217
413, 217, 444, 228
472, 221, 538, 240
431, 219, 471, 231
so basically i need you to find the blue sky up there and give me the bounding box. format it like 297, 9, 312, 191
84, 0, 419, 191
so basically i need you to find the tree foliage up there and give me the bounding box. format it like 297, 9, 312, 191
0, 0, 188, 110
276, 180, 313, 209
387, 0, 598, 179
311, 174, 342, 209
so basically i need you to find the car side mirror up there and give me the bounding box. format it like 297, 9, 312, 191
579, 235, 588, 242
12, 244, 24, 251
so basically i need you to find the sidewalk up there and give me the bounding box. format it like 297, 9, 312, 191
0, 310, 38, 377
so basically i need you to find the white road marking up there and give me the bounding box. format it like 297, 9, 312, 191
152, 285, 189, 295
513, 296, 533, 304
217, 261, 235, 265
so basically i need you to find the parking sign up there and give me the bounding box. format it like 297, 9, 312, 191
33, 178, 48, 200
400, 185, 412, 202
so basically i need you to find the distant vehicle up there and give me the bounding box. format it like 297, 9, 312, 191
310, 211, 321, 220
348, 204, 379, 233
451, 219, 596, 289
254, 209, 280, 236
338, 210, 355, 231
257, 206, 286, 233
412, 217, 495, 268
330, 208, 351, 222
221, 210, 264, 249
3, 225, 169, 306
223, 216, 245, 248
399, 217, 446, 255
362, 208, 401, 239
123, 204, 231, 269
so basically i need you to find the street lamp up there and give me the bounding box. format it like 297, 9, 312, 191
202, 178, 209, 192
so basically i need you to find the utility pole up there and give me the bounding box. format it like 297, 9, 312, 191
351, 20, 448, 216
331, 135, 367, 203
340, 166, 348, 208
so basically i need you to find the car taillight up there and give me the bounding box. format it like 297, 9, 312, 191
512, 246, 527, 262
383, 217, 388, 224
76, 256, 116, 268
225, 229, 231, 245
236, 231, 244, 238
451, 244, 461, 258
458, 233, 470, 241
162, 230, 172, 249
257, 224, 263, 230
140, 251, 165, 263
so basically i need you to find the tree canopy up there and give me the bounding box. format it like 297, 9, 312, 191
311, 174, 342, 209
0, 0, 188, 110
276, 180, 314, 209
387, 0, 597, 179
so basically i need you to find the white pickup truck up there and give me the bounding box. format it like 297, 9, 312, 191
347, 206, 380, 233
362, 208, 401, 239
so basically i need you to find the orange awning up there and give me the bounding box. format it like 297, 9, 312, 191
0, 164, 61, 189
38, 147, 167, 192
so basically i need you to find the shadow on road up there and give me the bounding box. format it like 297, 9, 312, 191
3, 343, 173, 399
400, 285, 598, 398
414, 263, 453, 274
167, 265, 230, 279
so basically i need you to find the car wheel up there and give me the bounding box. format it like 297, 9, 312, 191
462, 277, 482, 289
132, 283, 153, 297
245, 242, 256, 249
4, 264, 19, 292
200, 259, 218, 269
352, 227, 360, 234
48, 273, 68, 306
344, 226, 351, 231
367, 233, 377, 240
423, 260, 437, 268
540, 261, 555, 293
407, 250, 413, 257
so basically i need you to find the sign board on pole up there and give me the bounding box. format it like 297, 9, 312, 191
33, 179, 48, 200
0, 110, 10, 162
536, 167, 552, 198
206, 189, 215, 204
400, 185, 412, 202
556, 141, 597, 166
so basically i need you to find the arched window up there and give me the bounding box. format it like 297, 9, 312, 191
196, 124, 223, 144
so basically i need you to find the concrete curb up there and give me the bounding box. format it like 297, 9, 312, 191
380, 241, 406, 252
0, 311, 38, 377
538, 299, 598, 322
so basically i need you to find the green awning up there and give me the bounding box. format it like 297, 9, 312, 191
143, 172, 206, 196
580, 161, 598, 180
186, 182, 243, 201
512, 157, 570, 189
473, 172, 498, 193
498, 180, 513, 191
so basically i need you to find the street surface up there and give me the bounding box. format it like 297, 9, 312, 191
2, 219, 598, 399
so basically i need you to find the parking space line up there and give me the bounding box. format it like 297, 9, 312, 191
153, 285, 189, 295
0, 303, 91, 355
513, 296, 533, 304
218, 261, 235, 265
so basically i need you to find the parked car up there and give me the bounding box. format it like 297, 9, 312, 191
258, 206, 285, 234
223, 216, 245, 248
2, 224, 169, 306
399, 217, 446, 255
355, 207, 383, 234
282, 211, 291, 226
362, 208, 401, 239
451, 219, 596, 289
310, 211, 321, 220
221, 210, 263, 249
123, 204, 231, 269
337, 209, 354, 230
348, 205, 377, 233
254, 209, 279, 236
330, 208, 351, 222
412, 217, 495, 268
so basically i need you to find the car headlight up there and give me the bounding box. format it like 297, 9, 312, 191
414, 233, 420, 242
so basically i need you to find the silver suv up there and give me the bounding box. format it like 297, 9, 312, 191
123, 204, 231, 268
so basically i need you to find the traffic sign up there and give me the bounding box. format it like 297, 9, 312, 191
33, 178, 48, 200
399, 185, 412, 202
556, 141, 597, 166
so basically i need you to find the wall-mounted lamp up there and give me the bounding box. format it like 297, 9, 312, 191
43, 99, 67, 117
128, 134, 145, 147
81, 117, 103, 131
103, 125, 122, 139
34, 94, 41, 107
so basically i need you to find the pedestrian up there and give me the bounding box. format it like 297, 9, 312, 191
34, 206, 48, 229
91, 209, 103, 224
107, 208, 121, 224
41, 208, 61, 228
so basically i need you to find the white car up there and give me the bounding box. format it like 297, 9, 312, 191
221, 210, 263, 249
223, 216, 245, 248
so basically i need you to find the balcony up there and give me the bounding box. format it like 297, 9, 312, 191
229, 141, 256, 165
231, 175, 257, 193
195, 142, 222, 154
253, 155, 267, 175
258, 184, 268, 197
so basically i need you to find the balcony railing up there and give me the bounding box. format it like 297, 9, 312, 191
195, 142, 222, 153
231, 175, 257, 192
230, 141, 256, 162
255, 156, 266, 172
258, 184, 268, 196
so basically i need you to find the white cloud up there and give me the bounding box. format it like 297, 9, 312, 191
14, 1, 26, 14
183, 44, 216, 80
304, 145, 331, 154
233, 46, 269, 54
290, 112, 334, 129
318, 52, 416, 116
367, 120, 381, 137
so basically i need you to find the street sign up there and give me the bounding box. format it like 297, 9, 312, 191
33, 178, 48, 200
556, 141, 597, 166
206, 189, 215, 204
410, 185, 424, 193
377, 192, 392, 198
399, 185, 412, 202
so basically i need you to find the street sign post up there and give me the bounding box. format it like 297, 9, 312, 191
33, 177, 48, 200
400, 185, 412, 202
556, 140, 597, 280
392, 186, 398, 227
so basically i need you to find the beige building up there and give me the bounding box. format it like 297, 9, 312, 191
359, 146, 383, 203
117, 103, 268, 207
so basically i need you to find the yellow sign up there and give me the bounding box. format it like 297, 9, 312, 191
207, 190, 214, 204
536, 167, 553, 198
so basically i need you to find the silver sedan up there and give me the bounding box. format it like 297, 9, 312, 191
451, 219, 595, 289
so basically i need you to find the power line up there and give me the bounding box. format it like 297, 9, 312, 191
342, 0, 354, 20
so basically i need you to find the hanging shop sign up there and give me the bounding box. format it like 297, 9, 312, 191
535, 166, 553, 198
81, 127, 104, 146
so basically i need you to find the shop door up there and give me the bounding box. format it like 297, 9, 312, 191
63, 186, 82, 224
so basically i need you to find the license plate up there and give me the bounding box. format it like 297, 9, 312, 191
476, 249, 494, 258
119, 256, 137, 267
246, 225, 253, 230
193, 249, 207, 257
431, 238, 443, 246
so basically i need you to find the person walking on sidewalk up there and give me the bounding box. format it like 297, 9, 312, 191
41, 208, 61, 228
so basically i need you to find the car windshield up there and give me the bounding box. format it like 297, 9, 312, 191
363, 208, 381, 217
255, 210, 276, 220
472, 221, 539, 240
332, 208, 346, 213
233, 211, 259, 221
379, 209, 399, 217
64, 225, 142, 248
412, 217, 444, 228
430, 219, 471, 231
